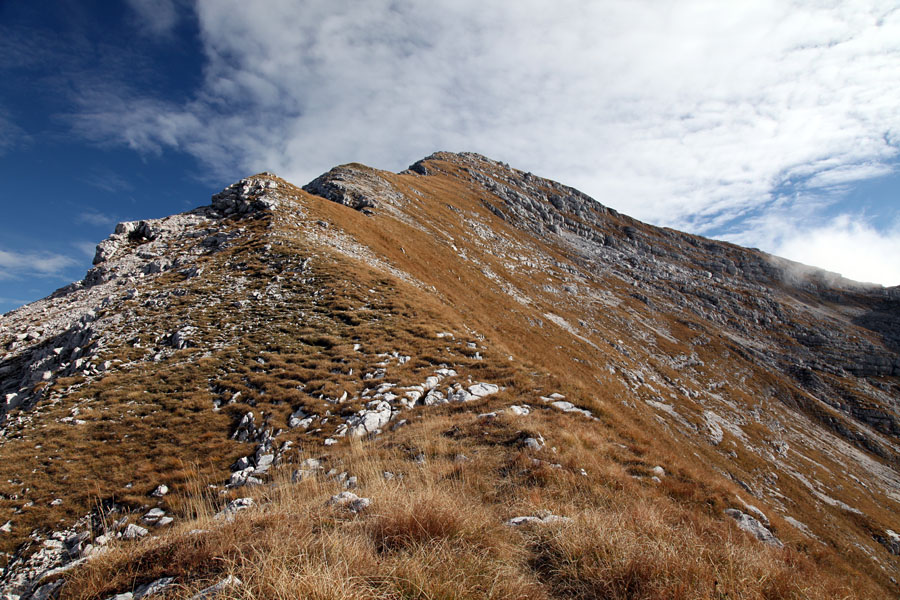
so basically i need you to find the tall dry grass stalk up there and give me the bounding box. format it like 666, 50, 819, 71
60, 414, 872, 599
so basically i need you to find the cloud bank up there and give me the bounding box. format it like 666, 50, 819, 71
71, 0, 900, 284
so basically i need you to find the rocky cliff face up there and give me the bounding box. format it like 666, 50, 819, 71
1, 152, 898, 598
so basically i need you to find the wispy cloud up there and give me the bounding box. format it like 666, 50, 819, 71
125, 0, 180, 37
0, 248, 79, 281
75, 210, 117, 227
0, 108, 28, 155
80, 167, 134, 194
65, 0, 900, 282
72, 241, 100, 258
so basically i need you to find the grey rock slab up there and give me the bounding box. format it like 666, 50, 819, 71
215, 497, 254, 521
877, 529, 900, 555
505, 514, 572, 527
188, 575, 243, 600
346, 400, 392, 437
448, 388, 474, 402
231, 456, 251, 471
422, 389, 446, 405
550, 400, 594, 418
134, 576, 176, 598
522, 433, 545, 450
550, 400, 575, 411
30, 579, 64, 600
121, 524, 148, 540
327, 492, 371, 513
142, 508, 166, 523
288, 407, 311, 428
468, 383, 499, 397
724, 509, 783, 548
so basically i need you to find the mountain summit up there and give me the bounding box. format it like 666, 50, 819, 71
1, 152, 899, 598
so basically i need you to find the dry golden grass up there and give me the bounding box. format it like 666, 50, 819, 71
5, 162, 898, 597
60, 410, 873, 599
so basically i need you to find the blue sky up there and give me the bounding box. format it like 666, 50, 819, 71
2, 1, 899, 314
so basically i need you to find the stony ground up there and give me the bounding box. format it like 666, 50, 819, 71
0, 153, 898, 598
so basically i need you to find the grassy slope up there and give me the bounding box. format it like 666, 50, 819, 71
2, 163, 896, 597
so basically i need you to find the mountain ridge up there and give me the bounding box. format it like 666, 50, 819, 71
1, 152, 899, 598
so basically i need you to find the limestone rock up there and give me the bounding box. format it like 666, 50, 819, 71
724, 509, 783, 548
188, 575, 243, 600
468, 383, 499, 398
522, 433, 545, 451
346, 400, 392, 437
133, 576, 175, 599
121, 524, 148, 540
505, 514, 571, 527
142, 508, 166, 524
215, 498, 254, 521
211, 175, 282, 215
303, 164, 405, 212
327, 491, 371, 513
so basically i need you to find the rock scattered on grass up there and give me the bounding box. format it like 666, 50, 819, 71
724, 508, 783, 548
522, 433, 545, 450
188, 575, 243, 600
215, 497, 254, 521
505, 514, 572, 527
141, 508, 166, 524
327, 491, 371, 513
120, 524, 148, 540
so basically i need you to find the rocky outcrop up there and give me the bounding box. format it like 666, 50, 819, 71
2, 153, 900, 596
346, 400, 393, 437
408, 152, 900, 459
303, 164, 405, 212
211, 173, 283, 216
0, 173, 300, 422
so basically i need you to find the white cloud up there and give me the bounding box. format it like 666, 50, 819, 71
69, 0, 900, 282
771, 217, 900, 286
0, 249, 79, 280
722, 205, 900, 286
